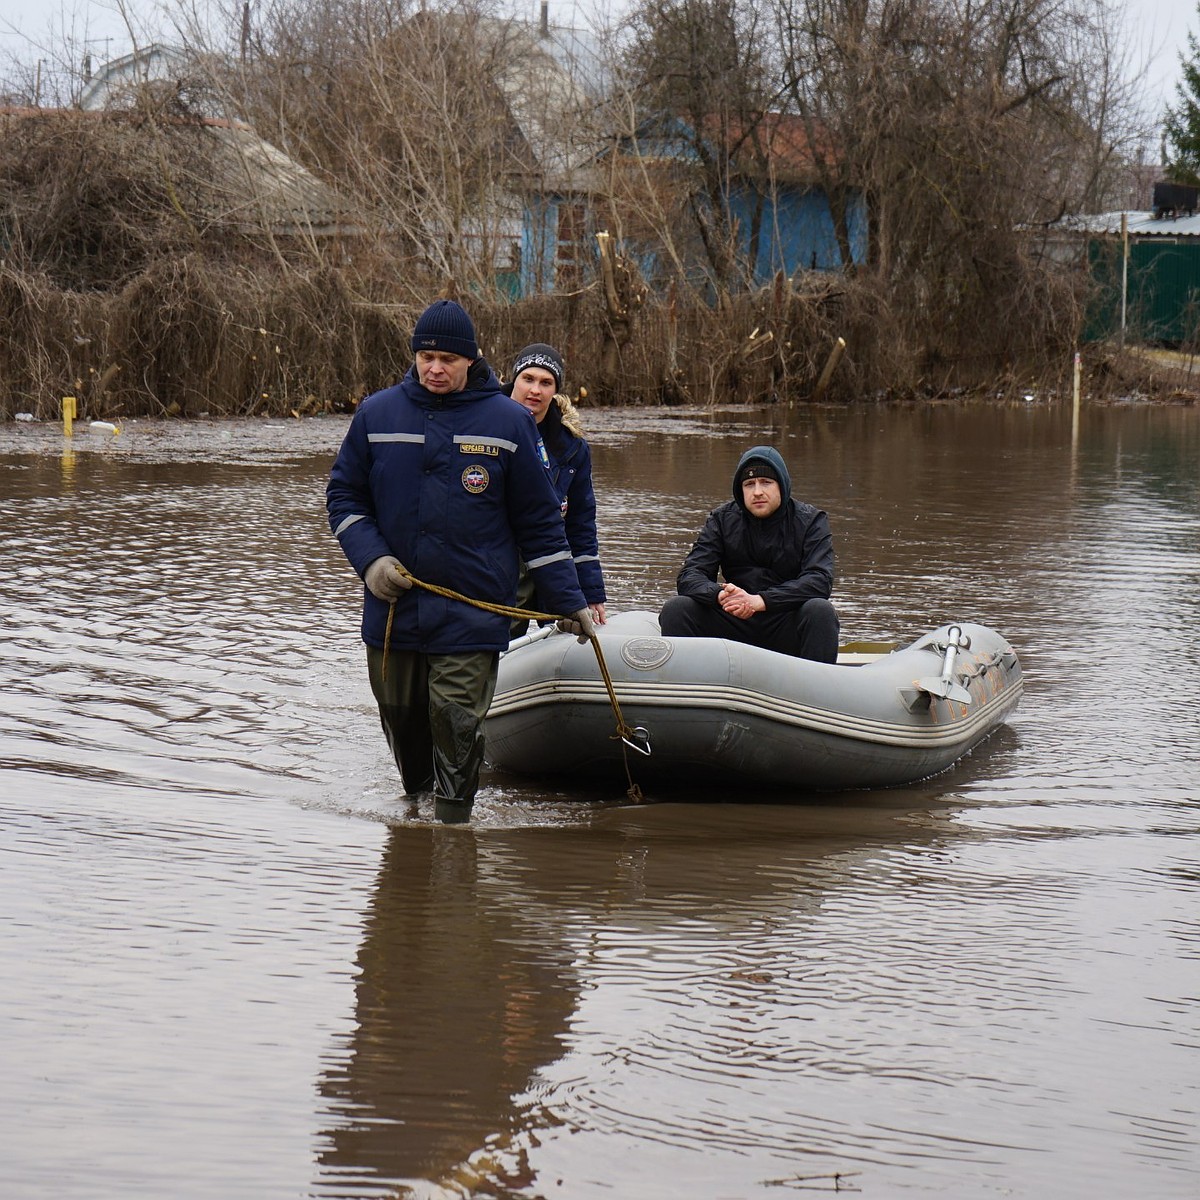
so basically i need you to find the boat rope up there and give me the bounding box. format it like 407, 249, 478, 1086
382, 571, 646, 804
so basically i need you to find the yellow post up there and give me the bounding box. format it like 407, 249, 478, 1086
62, 395, 77, 437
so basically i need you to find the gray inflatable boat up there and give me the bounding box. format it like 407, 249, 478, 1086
485, 610, 1023, 791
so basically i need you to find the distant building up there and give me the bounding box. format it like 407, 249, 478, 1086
0, 104, 364, 248
369, 8, 866, 297
79, 44, 224, 117
402, 5, 607, 297
73, 23, 867, 300
1044, 203, 1200, 344
523, 110, 867, 297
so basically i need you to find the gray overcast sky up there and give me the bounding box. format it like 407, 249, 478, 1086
0, 0, 1194, 116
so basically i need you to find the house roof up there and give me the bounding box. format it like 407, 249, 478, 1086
401, 10, 606, 179
703, 111, 836, 182
515, 17, 609, 99
620, 110, 839, 187
78, 45, 203, 112
203, 117, 367, 237
1051, 210, 1200, 238
0, 107, 364, 238
490, 24, 603, 176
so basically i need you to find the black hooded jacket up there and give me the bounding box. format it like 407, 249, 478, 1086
675, 445, 834, 611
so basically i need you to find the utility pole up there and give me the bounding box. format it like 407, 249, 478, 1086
241, 1, 252, 62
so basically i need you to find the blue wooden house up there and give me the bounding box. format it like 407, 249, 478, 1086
519, 111, 868, 296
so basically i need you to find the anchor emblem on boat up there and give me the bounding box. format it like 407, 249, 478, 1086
621, 637, 674, 671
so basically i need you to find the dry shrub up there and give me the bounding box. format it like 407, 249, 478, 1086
0, 109, 219, 291
0, 269, 61, 408
1087, 344, 1200, 404
113, 261, 375, 414
466, 269, 904, 407
0, 237, 1092, 420
106, 260, 419, 416
0, 258, 415, 420
0, 266, 117, 414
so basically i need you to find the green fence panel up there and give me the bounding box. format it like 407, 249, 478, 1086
1085, 237, 1200, 344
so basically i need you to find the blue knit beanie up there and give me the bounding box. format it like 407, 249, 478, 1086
411, 299, 478, 360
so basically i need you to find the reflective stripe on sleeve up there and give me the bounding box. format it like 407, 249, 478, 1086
333, 514, 367, 537
526, 549, 574, 569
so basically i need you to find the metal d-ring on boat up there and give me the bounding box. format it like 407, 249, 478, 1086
621, 726, 652, 756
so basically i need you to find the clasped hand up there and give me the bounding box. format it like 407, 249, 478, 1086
719, 583, 764, 620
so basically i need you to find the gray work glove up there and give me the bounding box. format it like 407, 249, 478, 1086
557, 606, 597, 644
364, 556, 412, 602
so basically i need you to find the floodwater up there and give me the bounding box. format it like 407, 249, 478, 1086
1, 400, 1197, 1199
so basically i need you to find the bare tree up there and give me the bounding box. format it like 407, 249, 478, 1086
611, 0, 785, 296
180, 0, 604, 302
769, 0, 1150, 382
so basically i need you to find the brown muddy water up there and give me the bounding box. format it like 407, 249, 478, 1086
1, 401, 1197, 1200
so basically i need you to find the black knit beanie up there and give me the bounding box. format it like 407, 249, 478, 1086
411, 300, 478, 360
739, 459, 781, 487
510, 343, 564, 392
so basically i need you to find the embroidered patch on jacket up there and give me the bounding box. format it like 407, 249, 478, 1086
462, 464, 490, 493
458, 442, 500, 456
536, 437, 551, 469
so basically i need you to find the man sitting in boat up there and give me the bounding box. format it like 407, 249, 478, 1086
657, 445, 840, 663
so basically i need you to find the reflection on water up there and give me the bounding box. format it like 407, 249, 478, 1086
1, 405, 1198, 1199
317, 827, 580, 1197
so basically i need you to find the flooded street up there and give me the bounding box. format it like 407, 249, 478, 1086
1, 401, 1198, 1198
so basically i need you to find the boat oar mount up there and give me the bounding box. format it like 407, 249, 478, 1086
917, 625, 973, 704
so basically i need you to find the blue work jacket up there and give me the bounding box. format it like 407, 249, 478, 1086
327, 362, 586, 653
547, 430, 606, 606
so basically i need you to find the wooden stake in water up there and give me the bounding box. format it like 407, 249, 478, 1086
812, 337, 847, 401
1072, 351, 1081, 444
62, 396, 76, 437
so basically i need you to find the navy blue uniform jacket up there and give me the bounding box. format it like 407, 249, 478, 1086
548, 429, 606, 606
327, 362, 586, 653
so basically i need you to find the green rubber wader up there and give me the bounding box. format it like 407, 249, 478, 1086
508, 566, 536, 642
367, 646, 498, 814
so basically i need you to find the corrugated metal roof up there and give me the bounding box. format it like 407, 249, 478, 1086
1053, 210, 1200, 238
